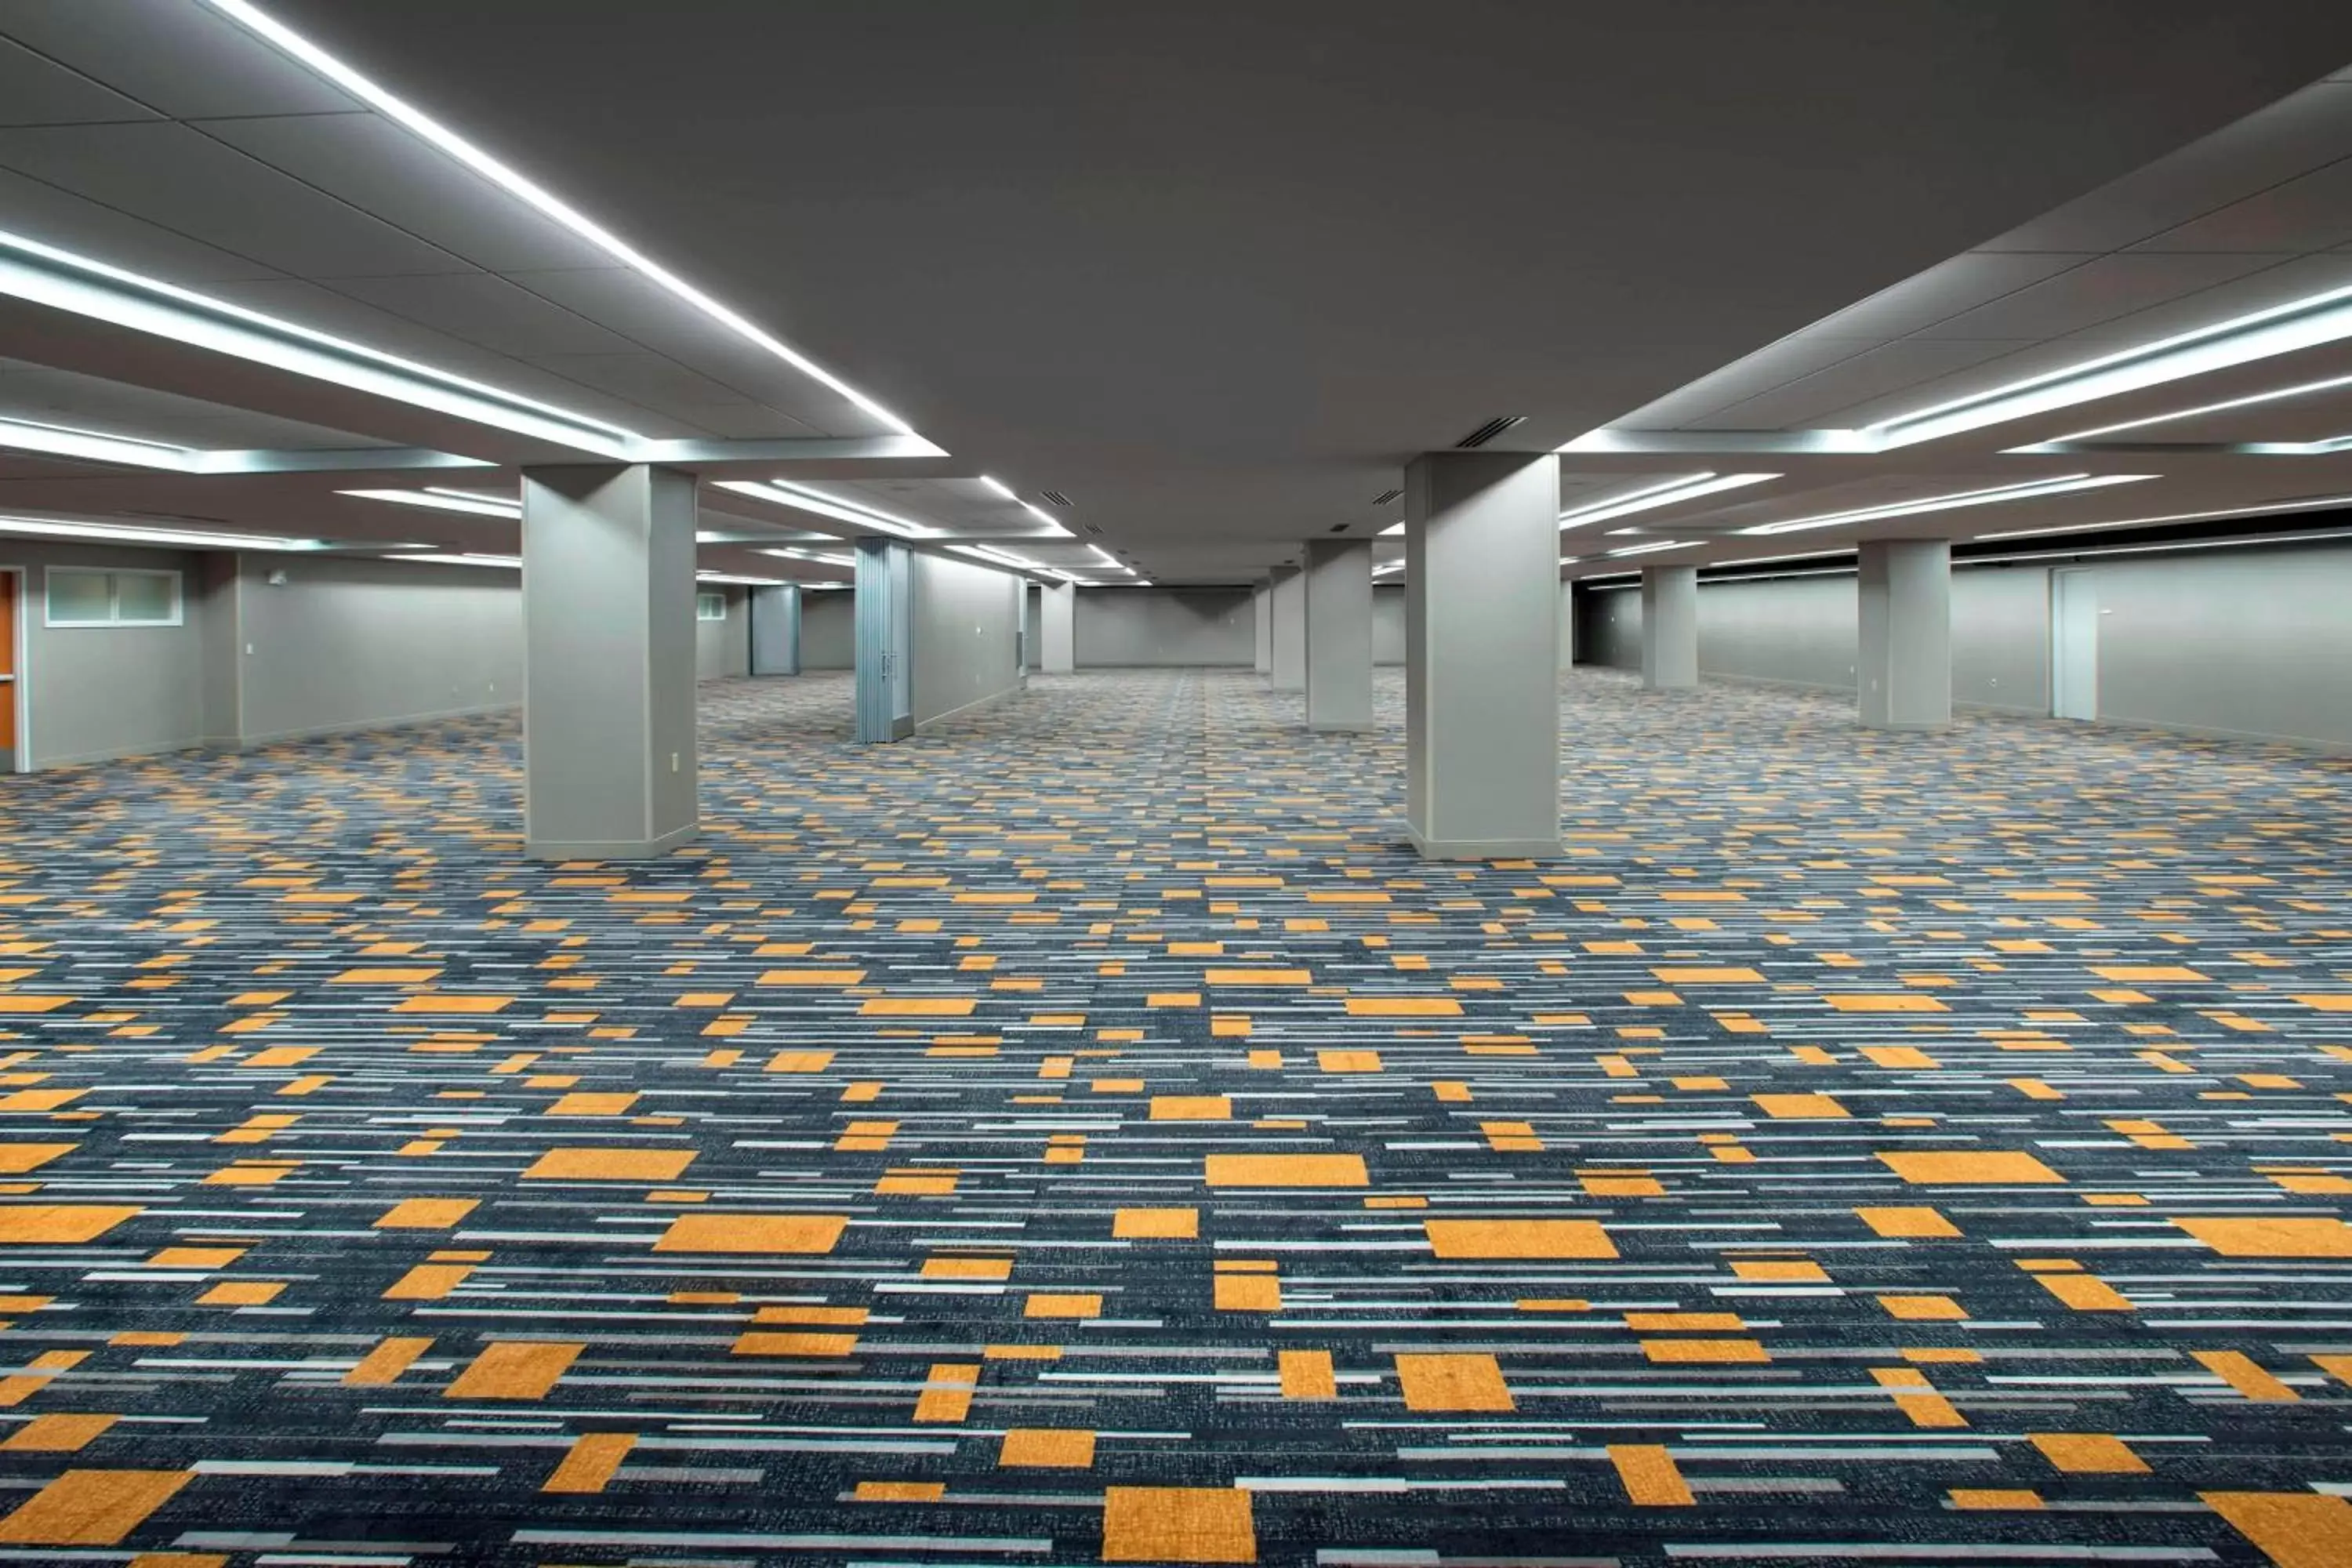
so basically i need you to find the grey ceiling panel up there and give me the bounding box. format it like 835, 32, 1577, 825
2048, 251, 2352, 345
2133, 153, 2352, 254
0, 361, 382, 448
528, 351, 764, 413
1610, 336, 1882, 430
0, 34, 158, 125
1820, 339, 2107, 430
1911, 252, 2279, 341
0, 122, 467, 278
0, 162, 284, 281
1980, 81, 2352, 253
198, 113, 619, 274
1695, 339, 2039, 430
0, 0, 358, 118
1800, 252, 2098, 341
325, 272, 640, 359
506, 266, 893, 438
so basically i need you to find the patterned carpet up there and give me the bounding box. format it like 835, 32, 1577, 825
0, 666, 2346, 1567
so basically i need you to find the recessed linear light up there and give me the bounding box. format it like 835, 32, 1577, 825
949, 543, 1080, 583
978, 476, 1018, 500
1974, 490, 2352, 543
0, 227, 641, 457
1605, 539, 1701, 557
1021, 502, 1071, 535
697, 572, 789, 586
1085, 544, 1134, 575
202, 0, 915, 438
0, 415, 202, 471
390, 552, 521, 569
1867, 282, 2352, 449
2045, 371, 2352, 445
1558, 472, 1778, 531
339, 487, 521, 519
756, 546, 857, 568
1556, 556, 1581, 566
0, 514, 328, 551
1378, 521, 1403, 536
1737, 473, 2155, 535
714, 478, 934, 539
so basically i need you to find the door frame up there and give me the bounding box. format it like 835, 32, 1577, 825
2049, 567, 2096, 722
0, 566, 26, 771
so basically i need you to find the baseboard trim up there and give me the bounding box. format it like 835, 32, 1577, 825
233, 701, 519, 749
524, 820, 700, 861
1407, 827, 1563, 860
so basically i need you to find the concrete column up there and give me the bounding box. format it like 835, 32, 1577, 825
521, 463, 699, 859
750, 583, 800, 675
1403, 451, 1560, 858
1858, 538, 1951, 729
1304, 536, 1374, 731
1269, 566, 1305, 691
1640, 564, 1698, 690
855, 538, 913, 743
1039, 580, 1076, 673
1252, 583, 1272, 675
1559, 578, 1577, 672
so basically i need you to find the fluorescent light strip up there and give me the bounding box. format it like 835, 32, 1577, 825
0, 415, 205, 471
697, 572, 789, 586
950, 542, 1080, 582
1976, 491, 2352, 542
1379, 521, 1403, 536
714, 478, 934, 539
1738, 473, 2154, 535
2048, 370, 2352, 444
1869, 283, 2352, 448
978, 476, 1018, 500
1085, 544, 1135, 574
0, 228, 638, 456
1973, 527, 2352, 567
391, 552, 521, 569
1020, 501, 1071, 535
1606, 539, 1700, 557
1558, 471, 1777, 530
339, 487, 521, 519
0, 514, 326, 552
202, 0, 914, 437
757, 546, 857, 568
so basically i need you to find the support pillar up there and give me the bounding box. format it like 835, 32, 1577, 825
1559, 578, 1577, 672
1303, 536, 1374, 731
1039, 580, 1076, 673
1640, 564, 1698, 690
855, 538, 913, 743
1858, 538, 1951, 729
1269, 565, 1305, 691
750, 583, 800, 675
521, 463, 699, 859
1403, 451, 1560, 858
1252, 583, 1272, 675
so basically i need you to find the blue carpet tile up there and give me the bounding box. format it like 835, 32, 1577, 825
0, 667, 2343, 1566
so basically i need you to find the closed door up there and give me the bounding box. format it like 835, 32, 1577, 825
2051, 569, 2097, 721
0, 571, 16, 769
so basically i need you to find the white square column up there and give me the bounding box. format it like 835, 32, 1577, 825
751, 583, 800, 675
1269, 565, 1305, 691
1252, 583, 1272, 675
522, 463, 699, 860
1641, 564, 1698, 689
1039, 580, 1076, 673
1858, 538, 1951, 729
1559, 578, 1577, 671
1404, 451, 1560, 858
1303, 536, 1374, 731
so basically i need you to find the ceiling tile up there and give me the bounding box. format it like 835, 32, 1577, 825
1911, 252, 2280, 340
0, 162, 285, 281
2132, 152, 2352, 254
1698, 339, 2040, 430
1980, 81, 2352, 252
0, 0, 358, 118
0, 34, 158, 125
0, 121, 467, 278
325, 272, 639, 359
198, 112, 619, 274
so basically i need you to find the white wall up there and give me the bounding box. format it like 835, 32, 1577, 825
237, 556, 522, 742
695, 586, 750, 681
13, 543, 212, 768
1581, 542, 2352, 750
1075, 588, 1253, 666
802, 590, 855, 668
1373, 583, 1405, 665
911, 554, 1023, 726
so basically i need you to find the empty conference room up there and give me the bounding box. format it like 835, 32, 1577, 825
0, 2, 2346, 1563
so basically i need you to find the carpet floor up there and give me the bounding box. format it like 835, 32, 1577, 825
0, 668, 2343, 1566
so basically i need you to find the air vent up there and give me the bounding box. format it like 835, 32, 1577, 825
1329, 523, 1349, 533
1371, 488, 1402, 506
1454, 416, 1527, 448
1040, 490, 1073, 507
1082, 521, 1105, 535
